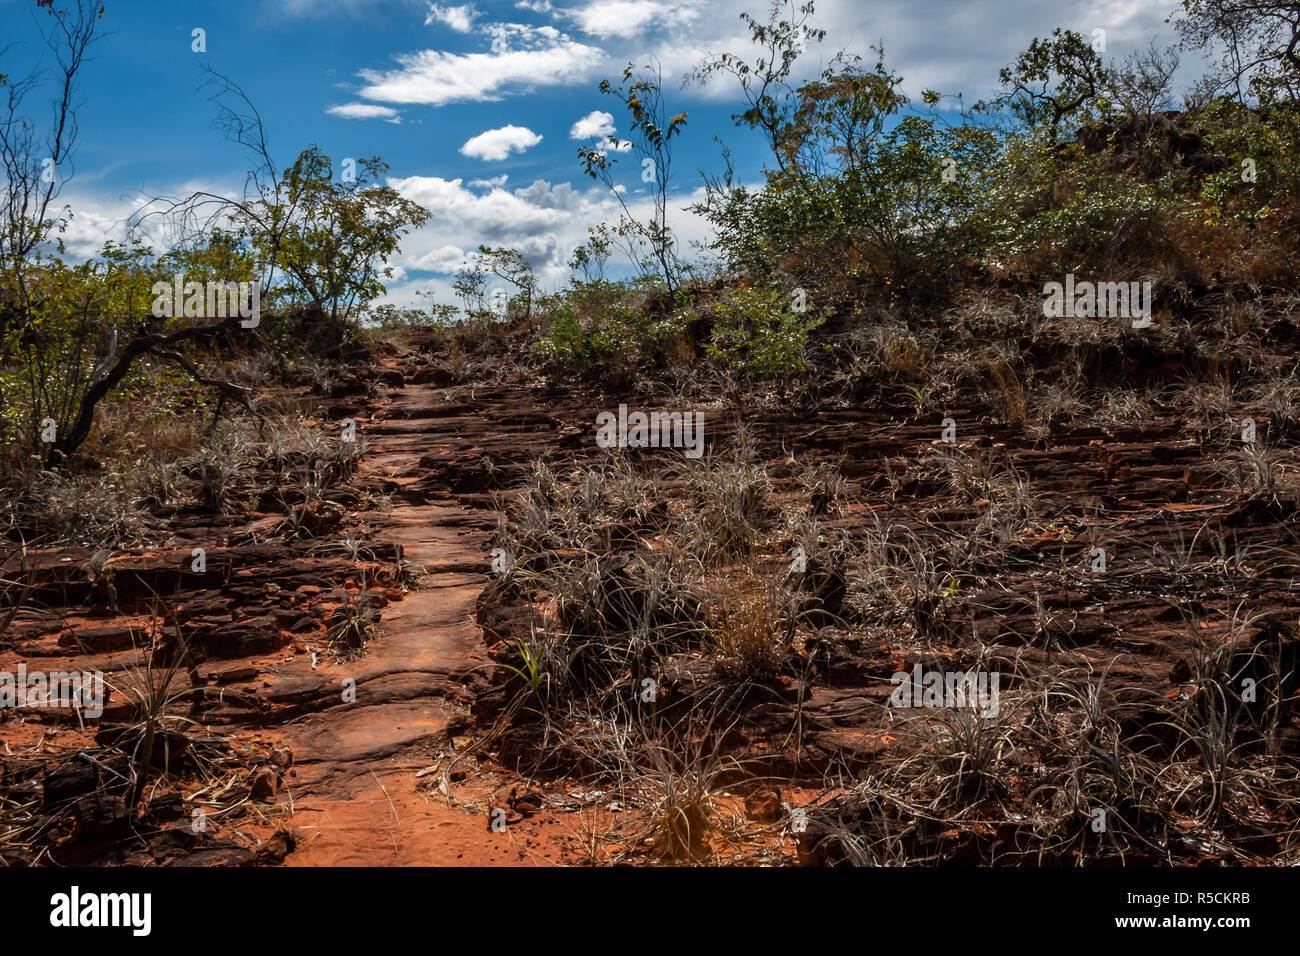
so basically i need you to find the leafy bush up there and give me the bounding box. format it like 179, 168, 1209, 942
694, 48, 1001, 308
705, 284, 824, 381
536, 279, 688, 371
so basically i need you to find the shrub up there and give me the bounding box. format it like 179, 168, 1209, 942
536, 280, 688, 372
705, 284, 825, 383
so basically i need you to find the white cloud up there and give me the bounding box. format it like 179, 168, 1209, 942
569, 109, 616, 139
54, 174, 249, 262
563, 0, 697, 39
512, 179, 579, 209
425, 2, 478, 32
374, 152, 719, 313
460, 125, 543, 161
514, 233, 560, 261
469, 174, 510, 189
810, 0, 1179, 100
58, 196, 144, 260
515, 0, 553, 12
326, 102, 402, 123
628, 0, 1184, 106
569, 110, 633, 154
389, 171, 702, 265
410, 244, 469, 272
389, 175, 572, 237
357, 24, 605, 106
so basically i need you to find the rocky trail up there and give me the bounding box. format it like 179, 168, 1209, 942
0, 357, 596, 865
3, 338, 1299, 866
266, 371, 595, 866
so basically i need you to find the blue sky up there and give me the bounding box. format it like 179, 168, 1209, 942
2, 0, 1190, 307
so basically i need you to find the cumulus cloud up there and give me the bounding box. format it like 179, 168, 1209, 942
512, 179, 579, 210
56, 176, 247, 261
389, 175, 572, 237
374, 158, 719, 316
563, 0, 698, 39
410, 244, 470, 272
638, 0, 1183, 106
388, 176, 589, 279
357, 23, 605, 106
460, 125, 543, 161
569, 109, 615, 139
425, 2, 478, 32
326, 102, 402, 122
385, 169, 710, 296
514, 232, 560, 261
569, 110, 633, 154
58, 197, 142, 260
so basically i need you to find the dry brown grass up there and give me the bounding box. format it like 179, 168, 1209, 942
703, 570, 795, 679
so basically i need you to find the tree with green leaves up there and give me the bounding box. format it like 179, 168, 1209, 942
690, 0, 826, 171
8, 60, 431, 466
452, 259, 489, 319
694, 39, 999, 303
136, 69, 430, 353
246, 148, 430, 328
982, 28, 1110, 144
578, 60, 687, 297
469, 245, 535, 320
568, 224, 613, 284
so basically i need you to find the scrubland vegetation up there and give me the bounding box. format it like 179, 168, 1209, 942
2, 0, 1299, 866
